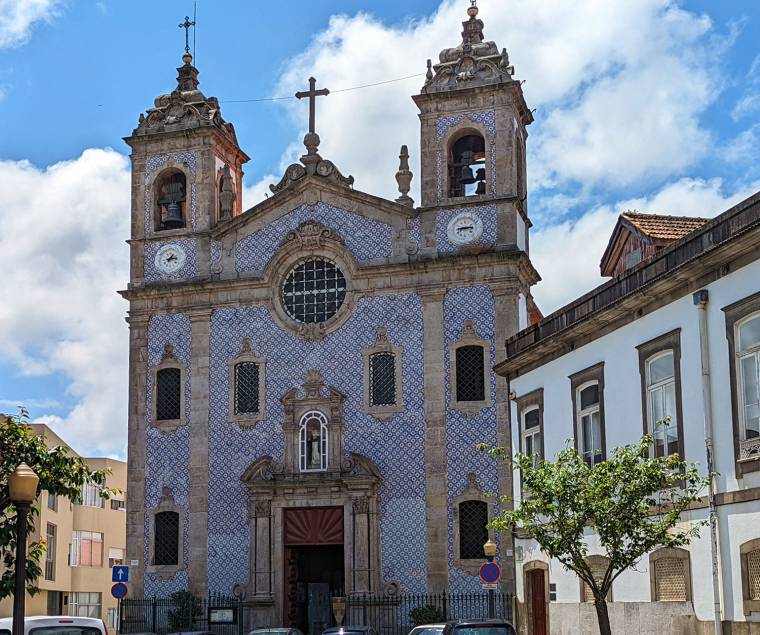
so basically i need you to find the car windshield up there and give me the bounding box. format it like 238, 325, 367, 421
453, 625, 515, 635
410, 628, 444, 635
30, 628, 102, 635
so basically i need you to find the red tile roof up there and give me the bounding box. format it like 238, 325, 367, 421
621, 211, 709, 241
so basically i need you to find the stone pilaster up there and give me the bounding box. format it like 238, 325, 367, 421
492, 283, 520, 594
250, 498, 273, 598
352, 496, 371, 592
421, 288, 449, 591
188, 309, 212, 595
126, 314, 150, 596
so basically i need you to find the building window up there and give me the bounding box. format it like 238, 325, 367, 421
154, 169, 187, 231
47, 492, 58, 512
235, 362, 260, 415
282, 258, 346, 324
448, 133, 487, 198
523, 407, 542, 467
738, 314, 760, 442
581, 555, 612, 602
363, 326, 404, 420
110, 498, 125, 511
70, 531, 103, 567
78, 482, 104, 508
724, 295, 760, 474
45, 523, 56, 581
154, 511, 180, 566
456, 346, 485, 402
108, 547, 124, 568
741, 539, 760, 614
650, 548, 691, 602
570, 363, 606, 464
156, 367, 182, 421
299, 410, 328, 472
576, 382, 603, 465
458, 500, 489, 560
646, 351, 679, 456
69, 592, 102, 619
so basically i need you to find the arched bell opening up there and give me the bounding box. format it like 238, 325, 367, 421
154, 169, 187, 231
448, 131, 487, 198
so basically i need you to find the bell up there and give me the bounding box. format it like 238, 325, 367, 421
460, 165, 476, 185
164, 202, 184, 228
476, 181, 486, 195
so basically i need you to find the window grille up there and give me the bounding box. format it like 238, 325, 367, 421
70, 530, 103, 567
235, 362, 260, 415
282, 258, 346, 324
370, 353, 396, 406
456, 345, 485, 402
577, 382, 603, 465
654, 557, 687, 601
646, 351, 680, 456
156, 367, 182, 421
69, 592, 102, 619
459, 500, 488, 560
748, 550, 760, 600
154, 511, 180, 566
45, 523, 56, 581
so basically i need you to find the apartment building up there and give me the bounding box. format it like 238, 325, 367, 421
0, 424, 126, 628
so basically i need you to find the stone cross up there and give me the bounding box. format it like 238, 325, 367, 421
295, 77, 330, 135
178, 15, 196, 54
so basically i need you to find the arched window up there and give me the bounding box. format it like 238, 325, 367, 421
581, 555, 612, 602
458, 500, 488, 560
650, 548, 691, 602
646, 350, 680, 456
738, 314, 760, 441
455, 345, 485, 402
522, 406, 542, 468
155, 169, 187, 231
449, 133, 486, 198
369, 352, 396, 406
153, 511, 179, 566
299, 410, 328, 472
577, 381, 603, 465
156, 368, 181, 421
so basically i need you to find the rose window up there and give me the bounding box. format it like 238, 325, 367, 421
282, 258, 346, 324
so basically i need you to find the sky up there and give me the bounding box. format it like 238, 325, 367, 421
0, 0, 759, 459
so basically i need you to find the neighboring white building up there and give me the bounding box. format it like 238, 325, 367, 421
495, 192, 760, 635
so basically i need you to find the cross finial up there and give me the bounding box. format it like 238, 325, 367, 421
178, 15, 196, 55
295, 77, 330, 157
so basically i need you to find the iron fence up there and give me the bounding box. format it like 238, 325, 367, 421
120, 593, 244, 635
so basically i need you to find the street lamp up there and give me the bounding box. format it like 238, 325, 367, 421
483, 539, 497, 619
9, 463, 39, 635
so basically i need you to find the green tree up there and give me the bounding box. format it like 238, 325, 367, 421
479, 434, 709, 635
0, 409, 116, 600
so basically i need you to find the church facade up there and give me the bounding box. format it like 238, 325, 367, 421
122, 5, 537, 627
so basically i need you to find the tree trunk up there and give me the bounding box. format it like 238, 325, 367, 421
594, 597, 612, 635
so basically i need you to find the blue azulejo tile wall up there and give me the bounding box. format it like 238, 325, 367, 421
443, 286, 500, 592
207, 293, 427, 594
145, 313, 192, 596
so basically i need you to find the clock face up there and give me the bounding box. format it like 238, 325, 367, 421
447, 212, 484, 245
154, 243, 187, 275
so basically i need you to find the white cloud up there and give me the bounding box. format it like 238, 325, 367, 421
0, 149, 130, 456
264, 0, 719, 198
0, 0, 63, 48
530, 178, 760, 314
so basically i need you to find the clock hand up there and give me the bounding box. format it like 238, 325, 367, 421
167, 254, 177, 262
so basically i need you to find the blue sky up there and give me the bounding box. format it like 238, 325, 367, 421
1, 0, 759, 457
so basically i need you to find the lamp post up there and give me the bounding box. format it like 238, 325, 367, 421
9, 463, 40, 635
483, 539, 497, 619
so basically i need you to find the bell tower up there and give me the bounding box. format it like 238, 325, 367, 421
124, 49, 249, 285
413, 1, 533, 251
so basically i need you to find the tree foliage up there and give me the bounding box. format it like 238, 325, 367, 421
0, 409, 116, 600
479, 434, 710, 635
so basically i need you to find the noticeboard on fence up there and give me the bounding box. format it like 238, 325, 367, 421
209, 607, 237, 625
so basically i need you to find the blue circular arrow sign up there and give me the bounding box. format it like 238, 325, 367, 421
111, 582, 128, 600
479, 561, 501, 584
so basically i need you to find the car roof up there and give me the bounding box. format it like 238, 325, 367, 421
0, 617, 104, 627
322, 628, 373, 633
410, 626, 446, 629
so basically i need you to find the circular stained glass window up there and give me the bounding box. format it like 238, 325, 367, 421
282, 258, 347, 324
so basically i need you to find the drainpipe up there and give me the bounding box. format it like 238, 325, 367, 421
693, 289, 722, 635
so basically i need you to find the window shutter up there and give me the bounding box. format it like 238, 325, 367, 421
749, 550, 760, 601
654, 558, 687, 601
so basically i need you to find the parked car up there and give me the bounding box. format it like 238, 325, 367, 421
415, 619, 516, 635
249, 629, 304, 635
322, 627, 379, 635
0, 616, 108, 635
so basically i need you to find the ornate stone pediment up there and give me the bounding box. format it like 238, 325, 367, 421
270, 159, 354, 194
285, 221, 344, 252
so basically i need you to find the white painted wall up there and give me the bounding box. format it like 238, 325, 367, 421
509, 257, 760, 622
516, 212, 526, 252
